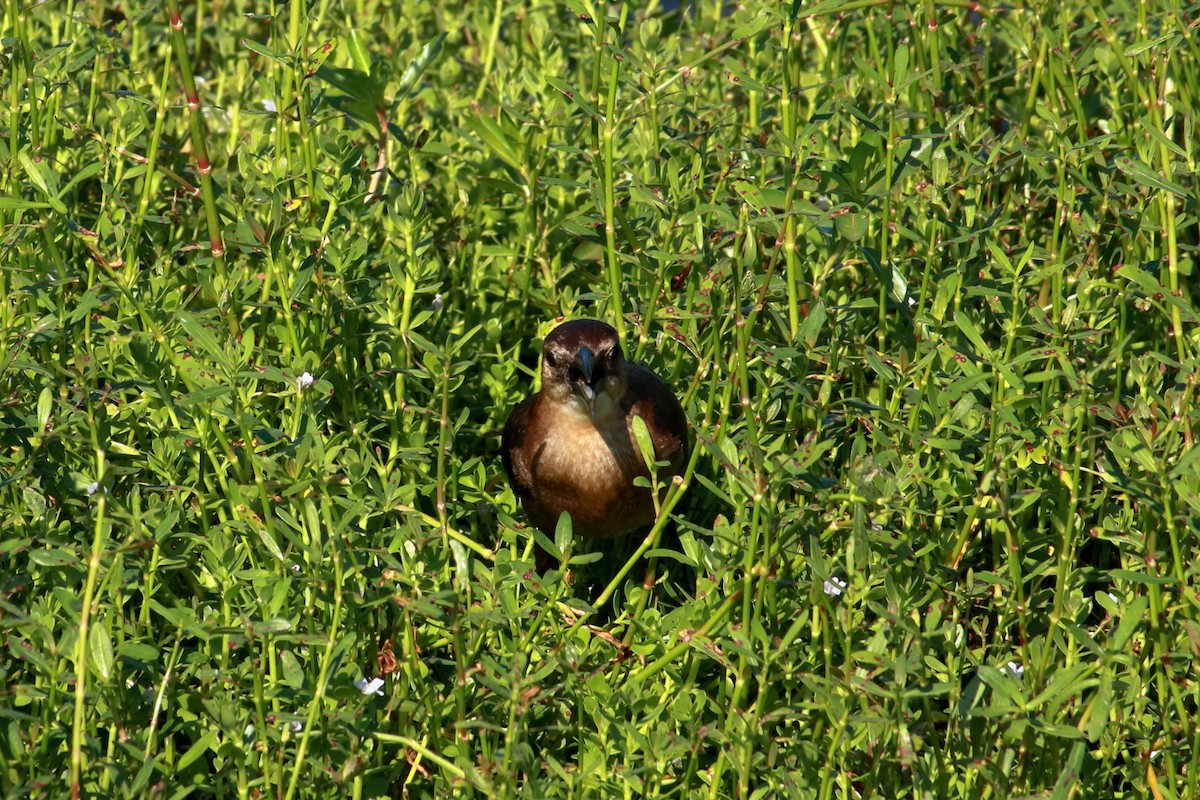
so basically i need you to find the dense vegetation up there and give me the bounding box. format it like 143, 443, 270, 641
2, 0, 1198, 797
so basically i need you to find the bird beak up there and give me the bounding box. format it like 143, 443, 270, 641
572, 348, 596, 417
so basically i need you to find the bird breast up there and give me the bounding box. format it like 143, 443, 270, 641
535, 403, 639, 485
525, 399, 657, 538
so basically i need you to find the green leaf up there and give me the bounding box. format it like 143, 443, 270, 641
888, 261, 914, 309
241, 37, 290, 65
545, 76, 603, 121
930, 271, 960, 322
554, 510, 573, 558
833, 204, 868, 242
931, 148, 948, 186
631, 415, 657, 474
1115, 155, 1188, 198
1109, 568, 1177, 586
396, 33, 445, 101
1026, 661, 1095, 712
723, 66, 769, 94
129, 760, 158, 795
466, 113, 522, 174
798, 301, 827, 349
892, 43, 909, 90
251, 523, 286, 562
1109, 596, 1147, 653
315, 65, 385, 109
280, 649, 304, 689
89, 623, 114, 681
1084, 679, 1113, 742
346, 27, 371, 74
119, 642, 161, 664
35, 387, 52, 436
177, 311, 234, 376
0, 197, 52, 210
177, 730, 217, 771
1123, 33, 1179, 57
29, 548, 81, 568
535, 519, 563, 564
18, 152, 67, 214
730, 11, 772, 39
248, 618, 293, 636
1141, 119, 1190, 160
954, 314, 990, 360
1115, 264, 1163, 296
59, 161, 105, 196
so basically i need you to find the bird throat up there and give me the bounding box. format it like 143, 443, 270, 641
572, 385, 620, 422
538, 392, 638, 483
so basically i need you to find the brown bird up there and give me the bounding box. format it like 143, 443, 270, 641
502, 319, 689, 542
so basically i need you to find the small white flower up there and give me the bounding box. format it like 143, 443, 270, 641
262, 99, 277, 113
1001, 661, 1024, 679
282, 720, 303, 734
355, 676, 385, 696
85, 482, 100, 496
296, 372, 314, 391
823, 576, 846, 597
431, 293, 444, 311
290, 563, 301, 573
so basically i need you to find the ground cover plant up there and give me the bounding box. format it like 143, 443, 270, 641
2, 0, 1199, 796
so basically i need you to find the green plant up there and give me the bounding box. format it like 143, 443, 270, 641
1, 0, 1197, 797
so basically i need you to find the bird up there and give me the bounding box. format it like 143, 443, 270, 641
502, 319, 689, 544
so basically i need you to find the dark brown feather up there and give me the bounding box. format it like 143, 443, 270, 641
623, 362, 690, 476
500, 394, 536, 508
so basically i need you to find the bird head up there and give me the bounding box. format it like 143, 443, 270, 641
541, 319, 628, 419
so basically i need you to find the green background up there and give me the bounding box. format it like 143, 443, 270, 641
2, 0, 1198, 797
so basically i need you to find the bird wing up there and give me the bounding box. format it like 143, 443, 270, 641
624, 363, 690, 474
501, 393, 538, 505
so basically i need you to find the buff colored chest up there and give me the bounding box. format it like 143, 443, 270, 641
524, 395, 654, 537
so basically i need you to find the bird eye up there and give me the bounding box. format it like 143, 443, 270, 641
568, 367, 584, 383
